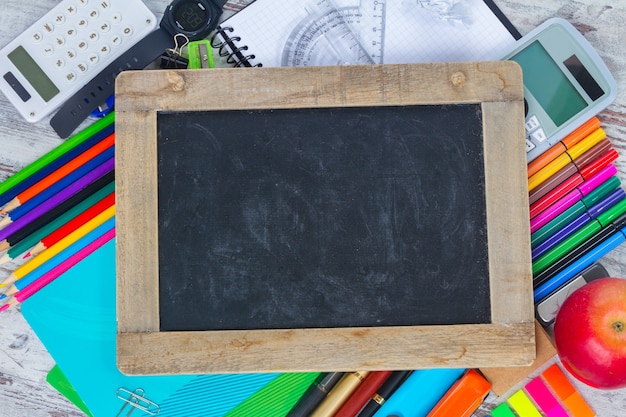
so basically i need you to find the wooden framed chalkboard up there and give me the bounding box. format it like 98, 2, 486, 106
115, 62, 534, 375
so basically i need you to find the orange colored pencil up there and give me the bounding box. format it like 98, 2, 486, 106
0, 133, 115, 214
527, 117, 601, 178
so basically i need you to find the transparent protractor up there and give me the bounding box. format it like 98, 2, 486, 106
282, 6, 380, 66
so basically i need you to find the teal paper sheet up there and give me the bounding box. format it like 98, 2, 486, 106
21, 239, 278, 416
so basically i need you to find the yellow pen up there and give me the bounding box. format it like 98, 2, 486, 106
528, 128, 606, 191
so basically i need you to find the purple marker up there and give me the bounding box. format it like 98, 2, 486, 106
530, 164, 617, 233
0, 158, 114, 242
531, 188, 626, 259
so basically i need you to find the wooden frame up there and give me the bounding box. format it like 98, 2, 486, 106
115, 62, 534, 375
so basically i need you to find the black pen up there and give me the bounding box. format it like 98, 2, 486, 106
356, 370, 411, 417
287, 372, 345, 417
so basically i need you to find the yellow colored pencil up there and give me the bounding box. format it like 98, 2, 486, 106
0, 204, 115, 288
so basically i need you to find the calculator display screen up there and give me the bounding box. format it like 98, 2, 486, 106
512, 41, 587, 127
8, 46, 59, 102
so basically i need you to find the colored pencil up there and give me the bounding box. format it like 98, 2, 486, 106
532, 188, 625, 260
532, 196, 626, 275
530, 176, 621, 248
0, 206, 115, 289
0, 158, 114, 240
529, 146, 617, 219
0, 173, 114, 254
1, 217, 115, 296
530, 165, 617, 233
527, 117, 600, 178
0, 115, 114, 206
0, 134, 114, 214
26, 193, 115, 259
334, 371, 392, 417
528, 128, 606, 192
0, 227, 116, 312
0, 148, 114, 227
0, 188, 115, 265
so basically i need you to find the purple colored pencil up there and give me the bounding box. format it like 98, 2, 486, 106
530, 164, 617, 233
0, 158, 114, 242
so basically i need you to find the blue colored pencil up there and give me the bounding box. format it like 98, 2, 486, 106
0, 123, 114, 207
0, 147, 115, 224
1, 217, 115, 298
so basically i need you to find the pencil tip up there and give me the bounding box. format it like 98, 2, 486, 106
0, 253, 9, 265
0, 216, 10, 228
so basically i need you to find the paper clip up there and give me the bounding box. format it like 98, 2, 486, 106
161, 33, 190, 69
116, 387, 161, 416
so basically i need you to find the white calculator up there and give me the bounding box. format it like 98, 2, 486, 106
0, 0, 157, 122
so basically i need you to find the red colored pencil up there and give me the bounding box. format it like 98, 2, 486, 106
26, 192, 115, 258
1, 227, 115, 312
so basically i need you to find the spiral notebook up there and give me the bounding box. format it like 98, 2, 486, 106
212, 0, 520, 67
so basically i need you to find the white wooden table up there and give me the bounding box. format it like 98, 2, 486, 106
1, 1, 626, 415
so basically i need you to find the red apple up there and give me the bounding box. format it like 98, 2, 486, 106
554, 277, 626, 389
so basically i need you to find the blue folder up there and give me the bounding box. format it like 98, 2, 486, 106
21, 239, 278, 416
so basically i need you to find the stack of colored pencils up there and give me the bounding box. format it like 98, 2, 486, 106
0, 113, 116, 311
528, 117, 626, 302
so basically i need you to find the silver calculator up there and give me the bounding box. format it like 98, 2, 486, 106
0, 0, 157, 122
502, 18, 617, 162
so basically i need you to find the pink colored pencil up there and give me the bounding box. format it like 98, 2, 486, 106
530, 164, 617, 233
13, 227, 115, 304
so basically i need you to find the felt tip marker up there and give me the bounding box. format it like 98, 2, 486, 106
534, 211, 626, 291
534, 223, 626, 302
528, 127, 606, 192
529, 145, 616, 219
532, 188, 625, 259
532, 196, 626, 275
426, 369, 491, 417
530, 164, 617, 233
531, 176, 621, 247
527, 117, 600, 178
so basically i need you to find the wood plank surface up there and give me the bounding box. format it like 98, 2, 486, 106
1, 0, 626, 415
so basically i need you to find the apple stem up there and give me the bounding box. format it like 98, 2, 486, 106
613, 321, 624, 333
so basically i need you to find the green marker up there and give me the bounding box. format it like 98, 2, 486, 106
0, 112, 114, 197
533, 196, 626, 275
531, 176, 621, 247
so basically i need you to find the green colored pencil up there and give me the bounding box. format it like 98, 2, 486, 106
0, 112, 114, 197
0, 182, 115, 265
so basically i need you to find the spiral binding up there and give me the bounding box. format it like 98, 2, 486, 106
210, 26, 262, 67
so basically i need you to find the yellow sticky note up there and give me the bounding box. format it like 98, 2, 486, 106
508, 390, 542, 417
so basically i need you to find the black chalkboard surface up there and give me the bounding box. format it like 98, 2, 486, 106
157, 105, 490, 331
116, 63, 533, 374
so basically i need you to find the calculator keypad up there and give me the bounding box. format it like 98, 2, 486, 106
31, 0, 134, 86
525, 114, 548, 153
0, 0, 156, 122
